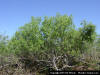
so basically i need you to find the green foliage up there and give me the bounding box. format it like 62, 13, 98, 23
8, 14, 97, 57
77, 20, 96, 53
9, 17, 44, 55
41, 14, 75, 52
0, 34, 8, 55
80, 20, 96, 43
96, 35, 100, 51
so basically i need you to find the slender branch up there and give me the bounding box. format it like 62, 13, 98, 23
52, 55, 58, 71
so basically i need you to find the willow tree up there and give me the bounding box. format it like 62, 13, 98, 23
8, 14, 97, 71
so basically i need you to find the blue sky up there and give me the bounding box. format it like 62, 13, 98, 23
0, 0, 100, 38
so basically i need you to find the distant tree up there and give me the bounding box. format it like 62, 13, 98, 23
96, 35, 100, 51
80, 20, 96, 42
0, 34, 8, 55
78, 20, 96, 53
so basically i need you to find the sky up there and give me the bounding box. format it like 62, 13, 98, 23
0, 0, 100, 38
